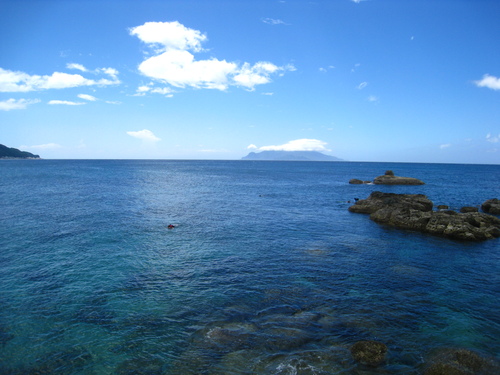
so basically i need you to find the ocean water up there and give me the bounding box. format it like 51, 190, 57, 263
0, 160, 499, 374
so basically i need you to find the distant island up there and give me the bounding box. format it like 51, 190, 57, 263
242, 150, 343, 161
0, 144, 40, 159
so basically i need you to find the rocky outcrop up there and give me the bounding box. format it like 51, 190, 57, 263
373, 170, 425, 185
350, 340, 388, 367
482, 198, 500, 215
350, 170, 424, 185
348, 191, 433, 214
349, 192, 500, 241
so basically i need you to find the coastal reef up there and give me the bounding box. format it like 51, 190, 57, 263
349, 191, 500, 241
349, 170, 425, 185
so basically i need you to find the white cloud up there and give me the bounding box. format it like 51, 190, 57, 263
130, 21, 294, 92
127, 129, 161, 142
247, 144, 258, 149
78, 94, 97, 101
474, 74, 500, 91
259, 139, 330, 152
21, 143, 62, 150
48, 100, 85, 105
319, 65, 335, 73
100, 67, 119, 79
67, 63, 88, 72
0, 67, 120, 92
367, 95, 378, 102
138, 49, 237, 90
439, 144, 451, 149
135, 84, 174, 97
0, 98, 40, 111
150, 87, 174, 96
233, 62, 282, 90
130, 21, 207, 52
262, 18, 288, 25
357, 82, 368, 89
486, 133, 500, 143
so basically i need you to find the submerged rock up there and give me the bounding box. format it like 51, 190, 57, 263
482, 198, 500, 215
349, 179, 371, 185
350, 340, 388, 367
373, 170, 425, 185
460, 206, 478, 213
349, 192, 500, 241
424, 348, 500, 375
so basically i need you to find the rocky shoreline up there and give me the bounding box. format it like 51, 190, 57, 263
348, 191, 500, 241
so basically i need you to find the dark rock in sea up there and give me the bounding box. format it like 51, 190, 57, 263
350, 340, 388, 367
460, 206, 478, 213
482, 198, 500, 215
437, 205, 449, 211
373, 170, 425, 185
349, 191, 500, 241
349, 178, 371, 184
424, 348, 500, 375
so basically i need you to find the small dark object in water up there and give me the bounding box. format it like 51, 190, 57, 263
168, 224, 175, 229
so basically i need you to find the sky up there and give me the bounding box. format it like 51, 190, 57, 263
1, 0, 499, 163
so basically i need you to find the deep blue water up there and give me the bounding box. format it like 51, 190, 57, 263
0, 160, 499, 374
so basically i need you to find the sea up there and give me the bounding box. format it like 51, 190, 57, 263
0, 160, 499, 374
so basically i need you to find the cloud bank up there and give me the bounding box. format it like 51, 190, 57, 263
0, 98, 40, 111
48, 100, 85, 106
0, 66, 120, 92
21, 143, 62, 150
258, 139, 330, 152
130, 21, 294, 91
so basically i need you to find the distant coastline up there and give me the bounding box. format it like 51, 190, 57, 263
242, 150, 343, 161
0, 144, 40, 159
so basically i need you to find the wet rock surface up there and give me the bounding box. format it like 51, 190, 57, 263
349, 192, 500, 241
374, 170, 425, 185
482, 198, 500, 215
350, 340, 388, 367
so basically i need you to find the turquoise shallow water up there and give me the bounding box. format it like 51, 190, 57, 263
0, 160, 499, 374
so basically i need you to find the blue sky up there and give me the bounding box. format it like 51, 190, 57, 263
1, 0, 499, 163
